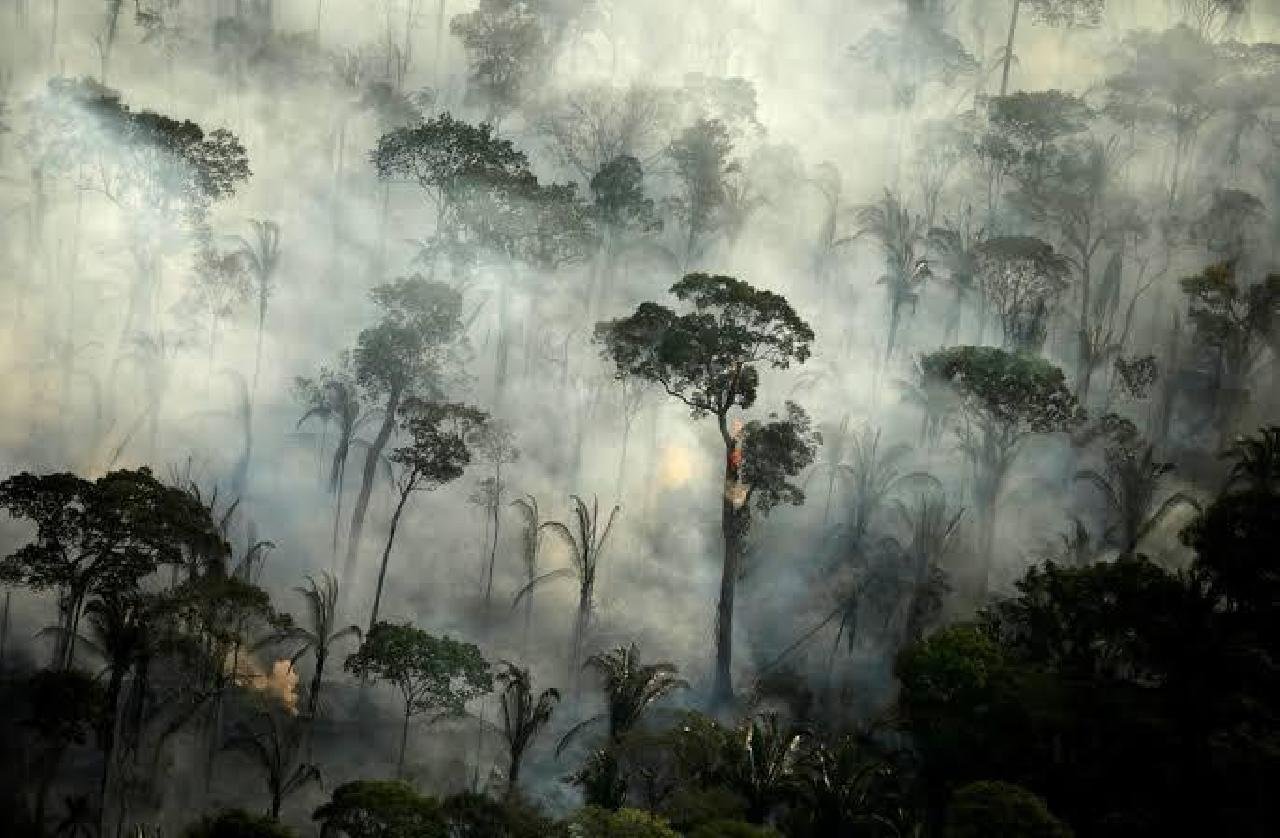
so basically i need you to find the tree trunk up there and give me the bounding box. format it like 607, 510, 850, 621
1000, 0, 1021, 96
507, 748, 521, 795
485, 463, 502, 607
344, 387, 402, 584
308, 650, 326, 718
712, 416, 743, 708
369, 487, 412, 633
397, 709, 411, 777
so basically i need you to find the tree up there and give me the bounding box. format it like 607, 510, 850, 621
538, 84, 673, 182
222, 703, 320, 819
561, 644, 689, 808
1179, 263, 1280, 443
944, 781, 1071, 838
514, 495, 620, 693
589, 154, 663, 315
233, 218, 283, 491
920, 347, 1082, 592
973, 236, 1070, 354
1074, 426, 1201, 559
23, 670, 106, 830
0, 469, 225, 669
997, 1, 1105, 96
721, 714, 804, 824
255, 573, 361, 719
450, 0, 549, 128
313, 780, 446, 838
372, 113, 531, 261
495, 661, 560, 794
837, 424, 937, 545
855, 189, 930, 361
1104, 25, 1222, 209
344, 277, 467, 584
345, 622, 492, 777
369, 400, 489, 632
470, 421, 519, 607
596, 273, 816, 704
1221, 425, 1280, 494
666, 120, 738, 266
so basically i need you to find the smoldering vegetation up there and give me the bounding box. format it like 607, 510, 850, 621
0, 1, 1277, 836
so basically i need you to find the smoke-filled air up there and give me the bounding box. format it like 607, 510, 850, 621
1, 1, 1279, 836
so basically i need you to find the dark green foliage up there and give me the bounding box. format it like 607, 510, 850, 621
495, 662, 559, 793
314, 781, 446, 838
596, 274, 813, 418
921, 347, 1081, 434
0, 469, 226, 668
185, 809, 296, 838
346, 622, 492, 775
591, 156, 661, 235
372, 113, 529, 208
354, 278, 467, 401
944, 781, 1071, 838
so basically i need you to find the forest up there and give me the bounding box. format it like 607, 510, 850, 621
0, 1, 1277, 836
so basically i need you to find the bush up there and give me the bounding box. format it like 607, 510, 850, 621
569, 806, 679, 838
687, 820, 781, 838
945, 781, 1071, 838
184, 809, 296, 838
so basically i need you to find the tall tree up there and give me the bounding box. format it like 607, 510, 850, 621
920, 347, 1082, 593
997, 0, 1105, 95
514, 495, 620, 695
345, 621, 492, 777
369, 399, 488, 632
595, 274, 817, 705
343, 277, 467, 584
0, 468, 224, 669
222, 702, 320, 819
450, 0, 550, 129
666, 119, 738, 268
855, 190, 931, 361
973, 236, 1070, 354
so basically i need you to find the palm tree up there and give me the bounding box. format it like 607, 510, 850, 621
222, 703, 320, 819
842, 425, 939, 544
558, 644, 688, 753
495, 662, 560, 795
513, 496, 621, 696
1221, 425, 1280, 494
893, 494, 963, 645
855, 189, 930, 361
294, 373, 381, 559
927, 207, 986, 344
1075, 444, 1201, 559
895, 358, 957, 448
723, 713, 805, 824
256, 573, 360, 719
509, 495, 544, 641
235, 219, 282, 405
806, 415, 852, 526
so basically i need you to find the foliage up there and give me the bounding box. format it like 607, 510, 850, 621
596, 274, 813, 419
451, 0, 549, 123
346, 622, 492, 721
569, 807, 678, 838
944, 781, 1071, 838
313, 781, 446, 838
184, 809, 296, 838
495, 662, 560, 791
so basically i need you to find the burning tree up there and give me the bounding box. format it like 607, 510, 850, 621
595, 273, 818, 705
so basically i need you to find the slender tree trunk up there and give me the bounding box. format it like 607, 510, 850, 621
344, 387, 402, 584
1076, 256, 1094, 405
1000, 0, 1021, 96
484, 464, 501, 607
397, 708, 411, 777
308, 650, 326, 718
712, 415, 743, 708
369, 488, 412, 633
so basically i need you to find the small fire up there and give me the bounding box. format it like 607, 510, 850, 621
234, 654, 300, 715
725, 420, 748, 508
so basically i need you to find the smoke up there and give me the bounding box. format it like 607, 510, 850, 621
0, 0, 1278, 822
